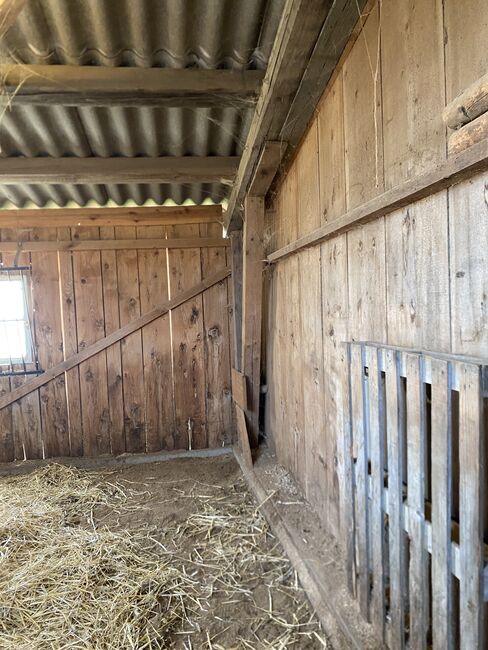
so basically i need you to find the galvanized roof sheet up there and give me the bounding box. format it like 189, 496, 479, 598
0, 0, 284, 208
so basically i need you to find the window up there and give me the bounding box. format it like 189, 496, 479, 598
0, 273, 33, 366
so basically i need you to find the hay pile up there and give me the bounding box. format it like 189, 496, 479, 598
0, 464, 329, 649
0, 464, 184, 649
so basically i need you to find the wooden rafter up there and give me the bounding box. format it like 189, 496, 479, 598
0, 157, 239, 184
0, 205, 222, 228
225, 0, 369, 232
0, 65, 264, 108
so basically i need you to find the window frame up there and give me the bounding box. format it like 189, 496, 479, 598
0, 270, 34, 367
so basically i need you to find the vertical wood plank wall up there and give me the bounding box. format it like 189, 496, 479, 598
0, 226, 233, 461
265, 0, 488, 537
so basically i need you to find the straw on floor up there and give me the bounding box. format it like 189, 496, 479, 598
0, 464, 329, 649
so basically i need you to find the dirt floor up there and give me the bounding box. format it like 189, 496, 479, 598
0, 452, 331, 649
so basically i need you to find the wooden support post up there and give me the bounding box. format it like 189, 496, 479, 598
241, 196, 264, 449
230, 231, 243, 372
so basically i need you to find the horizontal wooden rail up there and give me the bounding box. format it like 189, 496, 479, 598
0, 65, 264, 107
0, 267, 230, 410
268, 138, 488, 263
0, 237, 229, 252
0, 156, 239, 184
0, 205, 222, 228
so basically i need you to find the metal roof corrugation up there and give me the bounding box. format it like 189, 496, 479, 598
0, 0, 283, 208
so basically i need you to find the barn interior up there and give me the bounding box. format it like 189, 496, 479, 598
0, 0, 487, 648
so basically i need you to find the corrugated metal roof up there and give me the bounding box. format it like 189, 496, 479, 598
0, 0, 284, 208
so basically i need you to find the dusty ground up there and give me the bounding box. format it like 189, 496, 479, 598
49, 453, 332, 649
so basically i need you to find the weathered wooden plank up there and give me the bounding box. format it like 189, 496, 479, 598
449, 171, 488, 357
241, 196, 264, 448
115, 227, 145, 454
0, 156, 239, 184
318, 71, 346, 225
381, 0, 445, 189
0, 205, 222, 229
430, 358, 453, 650
200, 222, 232, 448
322, 234, 349, 534
341, 343, 355, 594
299, 246, 325, 512
444, 0, 488, 102
296, 120, 320, 236
99, 226, 125, 455
385, 192, 450, 351
72, 233, 110, 457
343, 3, 383, 210
235, 405, 253, 468
347, 220, 386, 342
405, 353, 428, 650
231, 368, 248, 411
168, 224, 206, 450
458, 362, 483, 650
1, 65, 263, 107
267, 138, 488, 264
365, 345, 385, 639
230, 231, 243, 371
31, 228, 70, 457
0, 374, 13, 461
0, 237, 230, 253
385, 349, 405, 648
350, 344, 369, 618
58, 228, 83, 456
0, 267, 230, 410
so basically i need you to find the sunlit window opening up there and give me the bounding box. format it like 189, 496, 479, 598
0, 276, 32, 365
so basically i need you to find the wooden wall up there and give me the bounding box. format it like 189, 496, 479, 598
265, 0, 488, 536
0, 223, 233, 461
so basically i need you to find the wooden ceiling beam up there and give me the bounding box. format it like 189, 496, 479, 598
0, 205, 222, 228
0, 64, 264, 107
0, 156, 239, 184
224, 0, 369, 232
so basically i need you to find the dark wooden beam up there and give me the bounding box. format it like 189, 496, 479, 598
0, 65, 264, 107
0, 156, 239, 184
0, 205, 222, 228
225, 0, 368, 232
